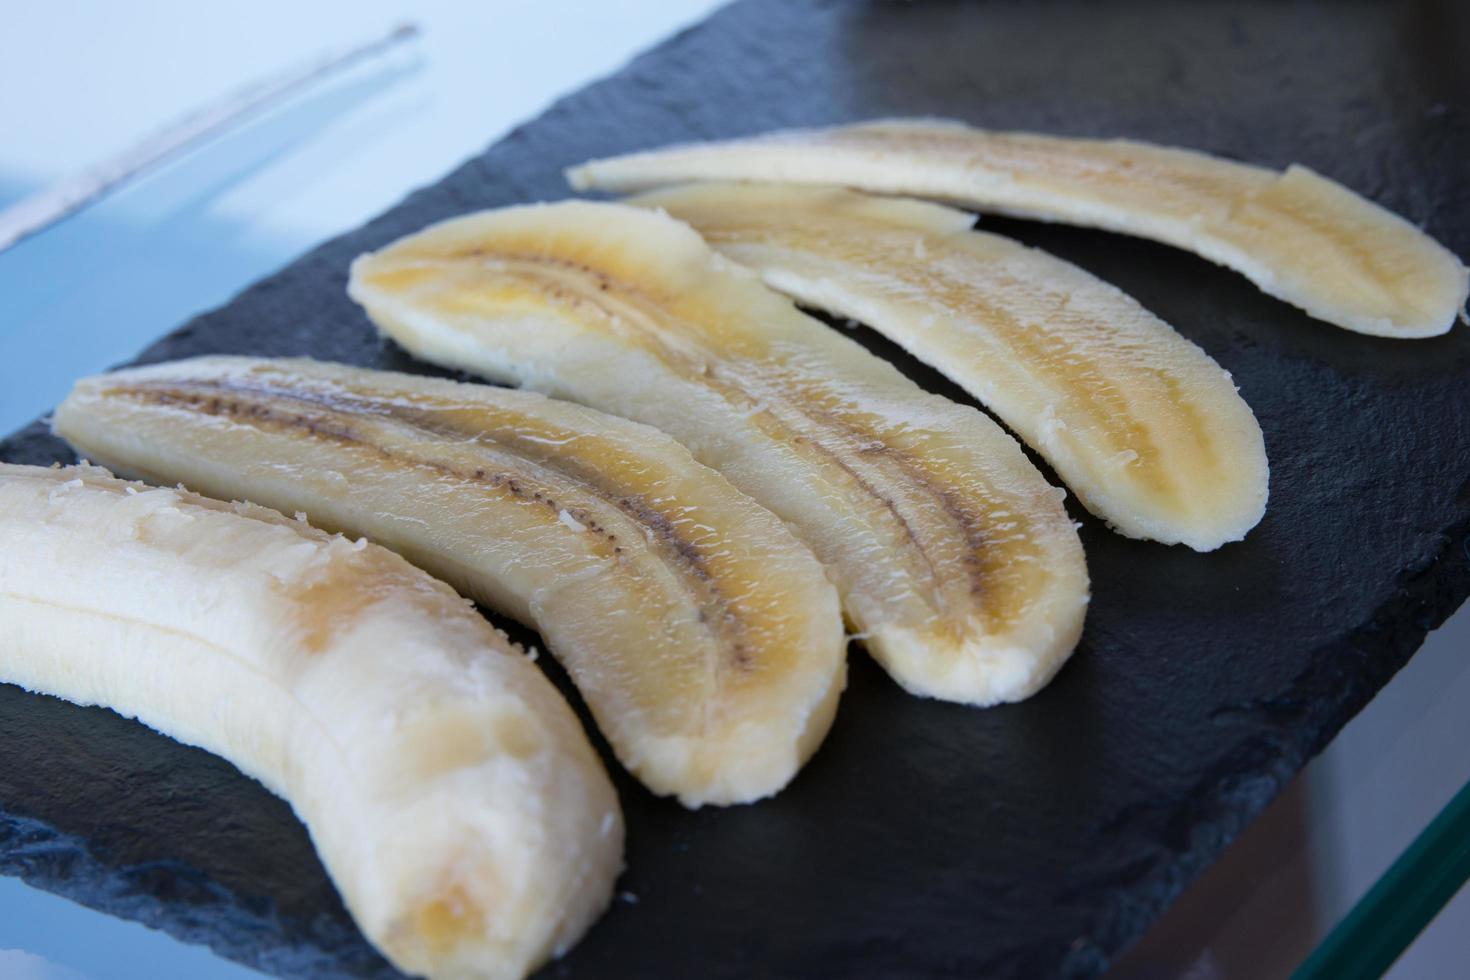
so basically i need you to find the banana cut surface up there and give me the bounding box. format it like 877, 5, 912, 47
632, 182, 1268, 550
55, 357, 847, 807
349, 201, 1090, 707
0, 463, 621, 980
568, 119, 1470, 338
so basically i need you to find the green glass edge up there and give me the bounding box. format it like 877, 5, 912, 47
1292, 776, 1470, 980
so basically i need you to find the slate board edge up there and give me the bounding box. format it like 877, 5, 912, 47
3, 1, 1470, 976
0, 808, 376, 980
1064, 488, 1470, 975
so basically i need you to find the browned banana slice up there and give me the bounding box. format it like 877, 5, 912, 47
568, 119, 1469, 338
631, 182, 1268, 550
348, 201, 1090, 706
55, 356, 846, 807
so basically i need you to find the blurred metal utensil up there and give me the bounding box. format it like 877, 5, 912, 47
0, 22, 420, 254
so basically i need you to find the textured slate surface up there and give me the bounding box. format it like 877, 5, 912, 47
3, 1, 1470, 977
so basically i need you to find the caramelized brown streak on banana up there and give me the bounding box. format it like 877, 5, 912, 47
350, 202, 1089, 705
110, 374, 749, 656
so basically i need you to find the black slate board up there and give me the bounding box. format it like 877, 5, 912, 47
4, 1, 1470, 977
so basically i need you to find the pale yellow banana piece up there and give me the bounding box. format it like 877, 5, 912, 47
631, 182, 1268, 550
568, 119, 1470, 338
0, 463, 620, 980
349, 201, 1090, 707
55, 356, 845, 807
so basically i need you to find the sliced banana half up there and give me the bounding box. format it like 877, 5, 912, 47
0, 462, 621, 980
348, 201, 1090, 707
55, 357, 847, 808
568, 119, 1469, 338
630, 182, 1268, 551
